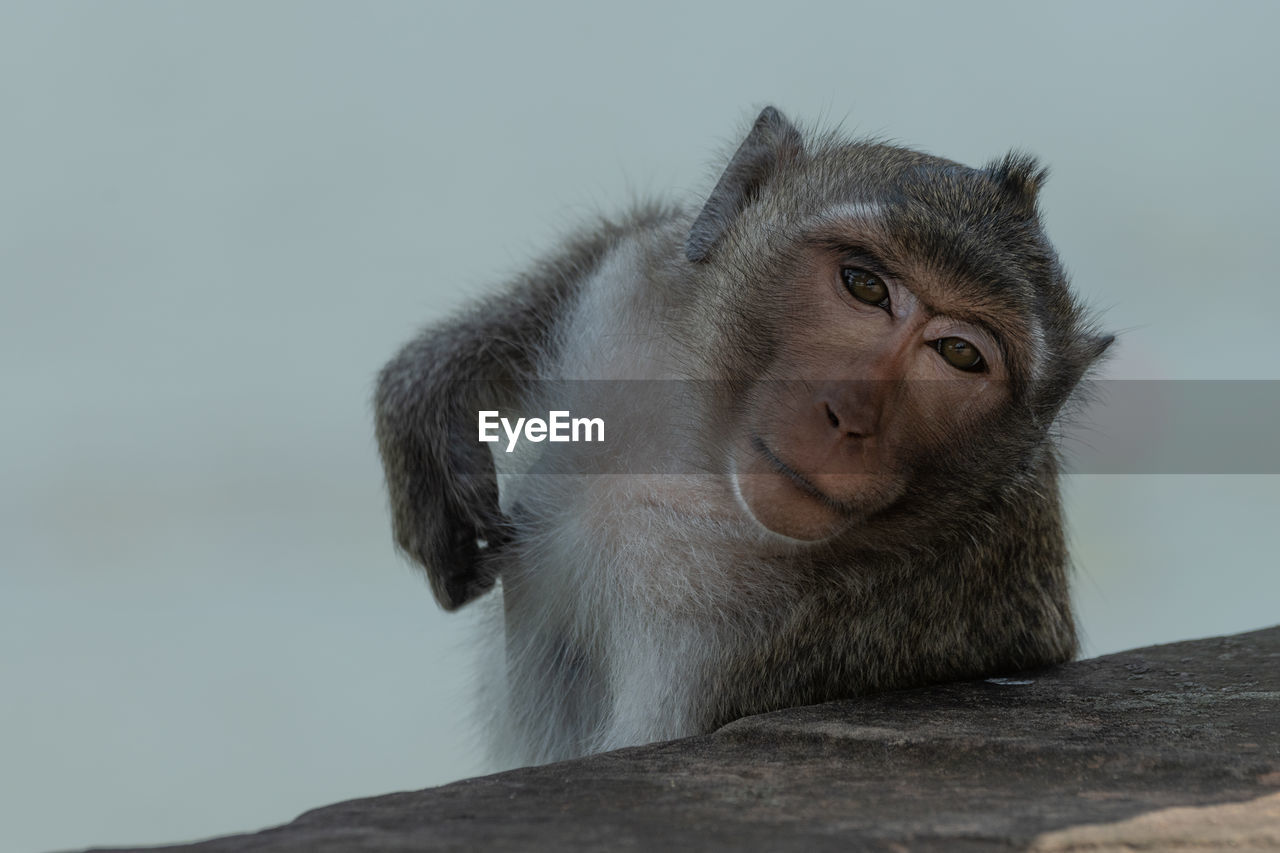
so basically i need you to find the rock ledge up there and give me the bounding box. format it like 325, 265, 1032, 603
85, 626, 1280, 852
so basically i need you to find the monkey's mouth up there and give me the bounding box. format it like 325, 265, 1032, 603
749, 435, 854, 516
728, 434, 860, 542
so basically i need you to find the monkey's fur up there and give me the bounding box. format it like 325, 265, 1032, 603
375, 107, 1111, 767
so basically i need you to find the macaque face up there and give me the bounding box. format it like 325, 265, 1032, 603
729, 219, 1018, 542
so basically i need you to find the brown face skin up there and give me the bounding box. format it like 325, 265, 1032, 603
730, 225, 1012, 541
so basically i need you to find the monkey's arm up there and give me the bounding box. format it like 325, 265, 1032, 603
374, 213, 664, 610
375, 313, 531, 611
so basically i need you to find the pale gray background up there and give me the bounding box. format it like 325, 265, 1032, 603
3, 2, 1277, 851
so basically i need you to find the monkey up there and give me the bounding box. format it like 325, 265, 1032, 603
374, 107, 1112, 769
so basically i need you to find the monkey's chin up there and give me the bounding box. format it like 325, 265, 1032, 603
728, 441, 855, 543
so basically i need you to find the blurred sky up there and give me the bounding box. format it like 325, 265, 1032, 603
2, 2, 1278, 851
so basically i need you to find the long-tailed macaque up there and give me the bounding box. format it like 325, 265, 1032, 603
375, 107, 1112, 767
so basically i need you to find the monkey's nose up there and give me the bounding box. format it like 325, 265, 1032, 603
821, 391, 879, 439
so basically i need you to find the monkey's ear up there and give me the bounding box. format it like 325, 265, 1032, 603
1074, 332, 1115, 368
986, 151, 1049, 218
686, 106, 804, 263
1058, 331, 1115, 391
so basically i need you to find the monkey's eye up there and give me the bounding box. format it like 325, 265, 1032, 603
841, 267, 890, 312
931, 337, 986, 372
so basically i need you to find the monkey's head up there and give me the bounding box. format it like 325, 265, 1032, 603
685, 107, 1111, 544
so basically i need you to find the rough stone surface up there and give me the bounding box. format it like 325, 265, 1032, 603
82, 626, 1280, 852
